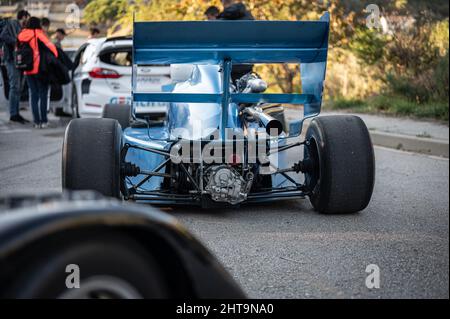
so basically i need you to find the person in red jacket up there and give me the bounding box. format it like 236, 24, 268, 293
17, 17, 58, 128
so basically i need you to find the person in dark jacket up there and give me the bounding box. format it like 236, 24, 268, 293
17, 17, 58, 129
218, 0, 254, 20
39, 45, 72, 85
217, 0, 254, 82
0, 10, 30, 124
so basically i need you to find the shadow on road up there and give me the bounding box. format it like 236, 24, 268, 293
166, 199, 315, 217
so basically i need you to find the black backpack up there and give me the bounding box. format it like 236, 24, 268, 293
15, 40, 34, 71
38, 40, 70, 85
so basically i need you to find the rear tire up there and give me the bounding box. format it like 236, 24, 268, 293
62, 118, 122, 198
304, 115, 375, 214
102, 104, 131, 130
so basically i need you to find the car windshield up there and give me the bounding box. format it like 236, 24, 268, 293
100, 48, 132, 67
81, 44, 97, 65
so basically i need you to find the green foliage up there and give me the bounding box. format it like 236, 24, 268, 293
327, 98, 365, 110
325, 47, 385, 100
385, 74, 430, 103
383, 19, 449, 105
327, 95, 449, 121
433, 52, 449, 100
368, 95, 449, 120
429, 19, 449, 56
84, 0, 128, 26
349, 28, 387, 65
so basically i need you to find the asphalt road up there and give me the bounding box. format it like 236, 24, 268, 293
0, 109, 448, 298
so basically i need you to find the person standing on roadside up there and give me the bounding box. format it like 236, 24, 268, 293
17, 17, 58, 129
53, 28, 66, 48
204, 6, 220, 20
0, 10, 30, 124
41, 17, 50, 36
88, 27, 100, 39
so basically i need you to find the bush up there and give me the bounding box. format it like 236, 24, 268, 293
385, 74, 431, 103
383, 19, 449, 105
433, 53, 449, 101
349, 28, 387, 65
328, 98, 365, 110
385, 51, 449, 105
326, 95, 449, 121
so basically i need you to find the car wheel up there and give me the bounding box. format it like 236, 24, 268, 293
71, 87, 80, 118
7, 232, 169, 299
271, 110, 287, 133
304, 115, 375, 214
62, 118, 122, 198
102, 104, 131, 130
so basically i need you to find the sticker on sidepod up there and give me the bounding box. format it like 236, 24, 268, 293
109, 97, 129, 105
110, 97, 168, 108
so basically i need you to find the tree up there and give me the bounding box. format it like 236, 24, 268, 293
82, 0, 449, 103
84, 0, 128, 26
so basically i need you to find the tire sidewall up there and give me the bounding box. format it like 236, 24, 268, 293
305, 121, 329, 212
71, 86, 79, 118
304, 116, 375, 214
8, 233, 168, 299
102, 104, 131, 130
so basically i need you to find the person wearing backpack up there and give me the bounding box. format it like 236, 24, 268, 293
217, 0, 254, 83
17, 17, 58, 129
0, 10, 30, 124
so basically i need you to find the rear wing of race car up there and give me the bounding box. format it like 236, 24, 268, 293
132, 13, 330, 136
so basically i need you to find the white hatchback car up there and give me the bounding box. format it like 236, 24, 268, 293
71, 36, 171, 118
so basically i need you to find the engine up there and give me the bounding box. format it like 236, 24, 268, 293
204, 166, 253, 205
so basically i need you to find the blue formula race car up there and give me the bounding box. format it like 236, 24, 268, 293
62, 13, 375, 213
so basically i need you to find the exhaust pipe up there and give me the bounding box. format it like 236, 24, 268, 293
244, 107, 283, 136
